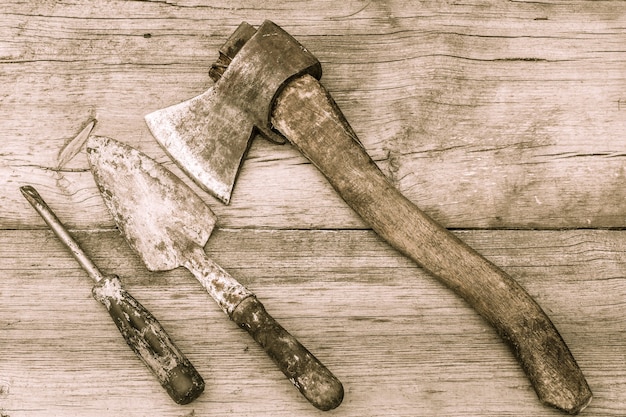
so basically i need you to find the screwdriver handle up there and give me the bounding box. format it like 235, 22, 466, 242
20, 185, 205, 405
92, 274, 205, 405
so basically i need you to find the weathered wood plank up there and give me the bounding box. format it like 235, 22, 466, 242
2, 1, 626, 416
1, 0, 625, 230
1, 228, 624, 416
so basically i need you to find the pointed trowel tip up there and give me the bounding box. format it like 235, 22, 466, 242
85, 135, 104, 165
86, 134, 105, 146
85, 136, 132, 192
86, 135, 128, 169
85, 135, 109, 156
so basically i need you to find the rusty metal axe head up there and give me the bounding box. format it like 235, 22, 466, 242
145, 21, 322, 204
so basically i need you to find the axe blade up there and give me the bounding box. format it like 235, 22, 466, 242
145, 88, 253, 205
145, 20, 321, 205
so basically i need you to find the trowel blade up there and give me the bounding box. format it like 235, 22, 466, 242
87, 136, 216, 271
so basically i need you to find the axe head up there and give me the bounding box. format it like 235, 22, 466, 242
145, 21, 322, 204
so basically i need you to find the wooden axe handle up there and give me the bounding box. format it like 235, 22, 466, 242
271, 74, 592, 414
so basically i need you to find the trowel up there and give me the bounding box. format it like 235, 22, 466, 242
86, 135, 343, 411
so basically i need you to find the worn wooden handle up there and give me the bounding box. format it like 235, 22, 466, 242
231, 296, 344, 411
92, 275, 205, 405
271, 74, 592, 414
185, 249, 343, 410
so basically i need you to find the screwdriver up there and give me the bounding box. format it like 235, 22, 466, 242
20, 185, 205, 405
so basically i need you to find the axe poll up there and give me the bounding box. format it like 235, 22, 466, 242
144, 21, 592, 414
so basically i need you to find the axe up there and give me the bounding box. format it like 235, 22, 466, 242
144, 21, 592, 414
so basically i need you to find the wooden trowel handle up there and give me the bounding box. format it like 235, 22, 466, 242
92, 275, 205, 405
231, 296, 344, 411
271, 74, 592, 414
184, 249, 343, 411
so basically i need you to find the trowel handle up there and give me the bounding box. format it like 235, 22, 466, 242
271, 74, 592, 414
231, 296, 344, 411
184, 250, 343, 411
92, 275, 205, 405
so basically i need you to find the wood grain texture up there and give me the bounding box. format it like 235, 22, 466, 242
1, 0, 625, 230
1, 228, 625, 416
1, 0, 625, 416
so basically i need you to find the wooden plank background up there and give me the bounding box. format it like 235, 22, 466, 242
1, 1, 625, 415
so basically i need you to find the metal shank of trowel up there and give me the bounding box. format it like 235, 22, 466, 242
201, 21, 592, 415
